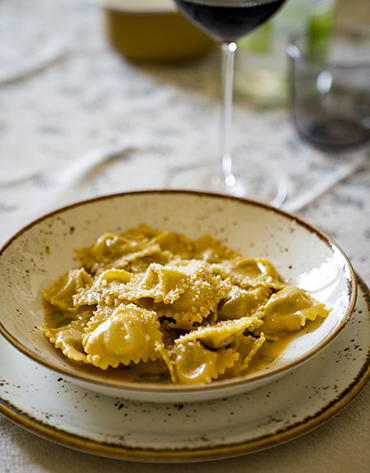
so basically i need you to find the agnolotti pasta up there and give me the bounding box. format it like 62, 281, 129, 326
39, 224, 330, 385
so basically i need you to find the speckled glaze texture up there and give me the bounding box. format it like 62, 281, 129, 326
0, 276, 369, 462
0, 191, 357, 403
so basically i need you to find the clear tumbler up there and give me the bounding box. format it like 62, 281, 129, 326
287, 25, 370, 150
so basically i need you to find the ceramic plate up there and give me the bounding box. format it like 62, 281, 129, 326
1, 277, 369, 463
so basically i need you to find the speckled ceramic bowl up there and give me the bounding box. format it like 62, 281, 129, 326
0, 191, 357, 403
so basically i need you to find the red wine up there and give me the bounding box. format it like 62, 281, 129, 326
173, 0, 286, 42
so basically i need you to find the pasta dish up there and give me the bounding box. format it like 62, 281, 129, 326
39, 224, 329, 385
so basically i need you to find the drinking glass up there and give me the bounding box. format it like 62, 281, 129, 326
168, 0, 288, 206
287, 26, 370, 150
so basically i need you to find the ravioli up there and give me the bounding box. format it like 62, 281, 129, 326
82, 304, 163, 369
258, 286, 329, 333
39, 225, 330, 385
170, 341, 239, 384
175, 316, 262, 349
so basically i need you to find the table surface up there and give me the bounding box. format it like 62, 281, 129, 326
1, 0, 370, 471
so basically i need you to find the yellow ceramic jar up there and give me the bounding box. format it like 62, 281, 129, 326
101, 0, 214, 62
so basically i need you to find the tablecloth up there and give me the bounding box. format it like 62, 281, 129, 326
1, 0, 370, 471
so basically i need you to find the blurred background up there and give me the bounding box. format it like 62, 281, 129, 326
1, 0, 369, 213
1, 0, 370, 239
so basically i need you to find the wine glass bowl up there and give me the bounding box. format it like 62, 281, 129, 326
169, 0, 288, 205
172, 0, 286, 43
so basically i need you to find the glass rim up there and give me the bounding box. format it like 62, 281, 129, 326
286, 23, 370, 69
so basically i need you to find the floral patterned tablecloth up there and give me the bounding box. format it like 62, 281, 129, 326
1, 0, 370, 472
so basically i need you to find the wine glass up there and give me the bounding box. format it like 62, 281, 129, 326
168, 0, 288, 206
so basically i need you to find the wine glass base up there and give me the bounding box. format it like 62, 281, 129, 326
165, 158, 288, 208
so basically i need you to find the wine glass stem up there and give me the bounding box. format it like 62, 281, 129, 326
220, 41, 237, 188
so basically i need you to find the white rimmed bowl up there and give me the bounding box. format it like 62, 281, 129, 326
0, 190, 357, 403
